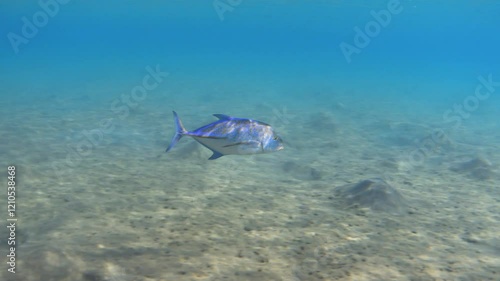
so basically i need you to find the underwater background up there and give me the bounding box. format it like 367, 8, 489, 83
1, 0, 500, 280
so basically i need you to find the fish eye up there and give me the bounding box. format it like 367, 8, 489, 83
273, 136, 279, 141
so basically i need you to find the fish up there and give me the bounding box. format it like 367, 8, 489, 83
166, 111, 284, 160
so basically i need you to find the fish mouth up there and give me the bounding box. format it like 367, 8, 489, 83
278, 146, 284, 151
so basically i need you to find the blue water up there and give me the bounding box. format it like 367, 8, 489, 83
1, 1, 500, 280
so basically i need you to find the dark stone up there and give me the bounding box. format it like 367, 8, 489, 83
334, 178, 408, 215
450, 156, 494, 180
82, 271, 105, 281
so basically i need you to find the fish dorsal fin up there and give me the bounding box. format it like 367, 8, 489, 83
213, 114, 232, 120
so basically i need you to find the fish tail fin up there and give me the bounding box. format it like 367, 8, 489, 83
166, 111, 188, 152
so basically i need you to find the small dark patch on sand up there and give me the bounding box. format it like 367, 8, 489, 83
305, 112, 337, 132
282, 161, 323, 180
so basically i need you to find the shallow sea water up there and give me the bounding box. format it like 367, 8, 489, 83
1, 1, 500, 280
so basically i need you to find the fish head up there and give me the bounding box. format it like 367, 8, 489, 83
262, 131, 284, 152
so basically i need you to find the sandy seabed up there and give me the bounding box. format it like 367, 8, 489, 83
1, 94, 499, 281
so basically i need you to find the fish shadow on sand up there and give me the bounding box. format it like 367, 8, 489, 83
282, 160, 324, 181
333, 178, 409, 215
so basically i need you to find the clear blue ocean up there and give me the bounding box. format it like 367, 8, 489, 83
1, 1, 499, 280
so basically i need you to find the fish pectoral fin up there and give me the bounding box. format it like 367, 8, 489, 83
222, 141, 262, 153
222, 141, 260, 148
208, 151, 224, 160
193, 135, 227, 139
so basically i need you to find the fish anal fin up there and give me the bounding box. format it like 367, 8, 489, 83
208, 151, 224, 160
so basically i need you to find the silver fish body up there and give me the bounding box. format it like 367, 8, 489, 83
166, 111, 284, 160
